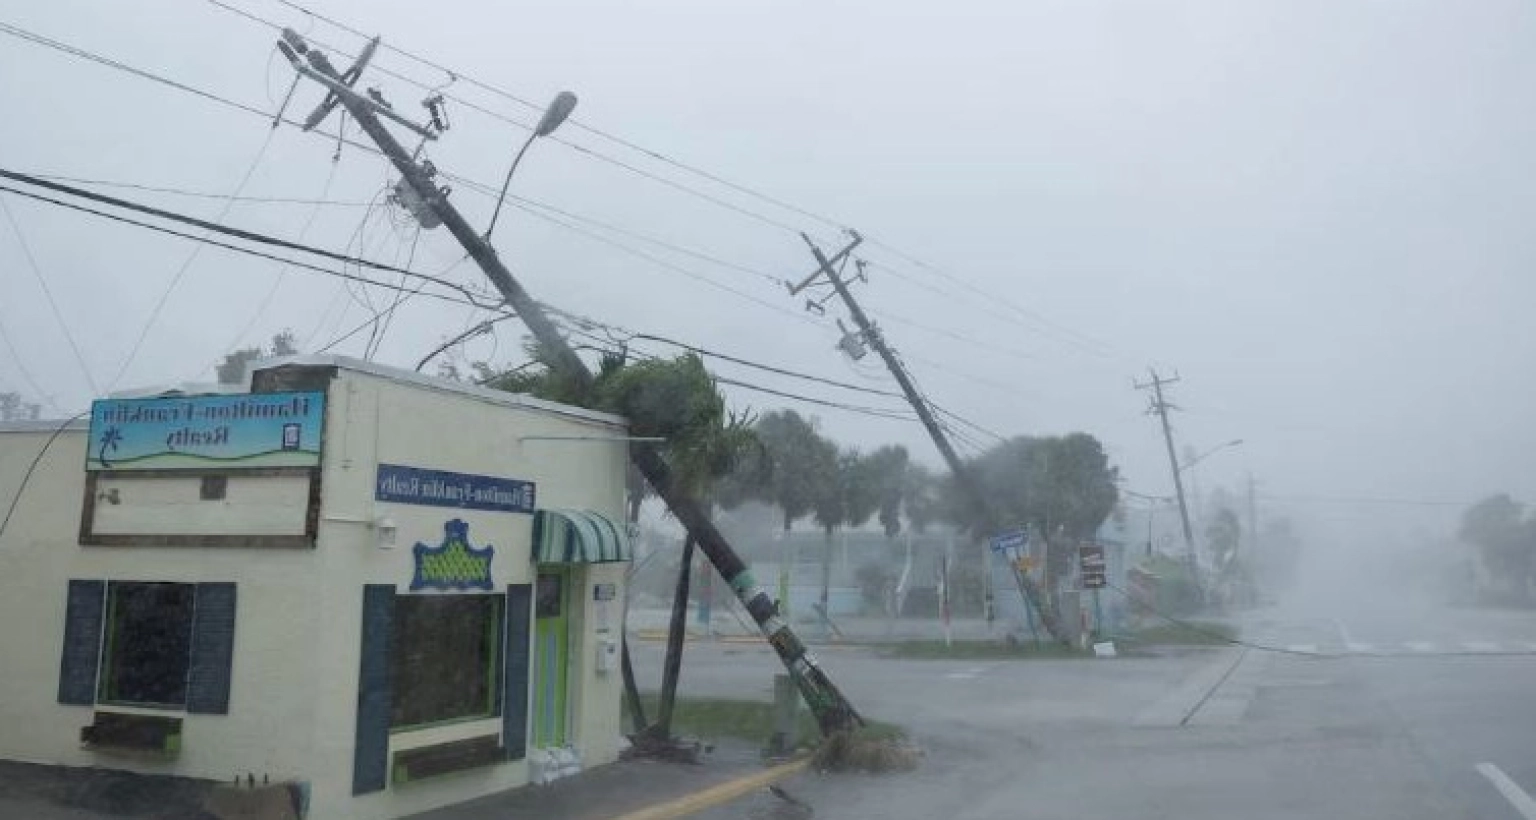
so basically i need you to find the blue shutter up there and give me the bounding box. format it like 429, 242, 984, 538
58, 580, 105, 705
353, 585, 394, 795
503, 584, 532, 760
186, 583, 237, 714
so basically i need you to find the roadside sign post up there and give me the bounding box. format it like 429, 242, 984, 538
990, 529, 1041, 644
1079, 544, 1108, 639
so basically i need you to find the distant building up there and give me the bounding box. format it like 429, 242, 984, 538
0, 356, 634, 819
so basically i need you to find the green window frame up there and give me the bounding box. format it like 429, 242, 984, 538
389, 593, 504, 732
98, 582, 196, 709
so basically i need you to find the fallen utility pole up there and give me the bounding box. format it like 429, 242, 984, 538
793, 232, 1066, 642
1134, 369, 1198, 589
275, 30, 860, 735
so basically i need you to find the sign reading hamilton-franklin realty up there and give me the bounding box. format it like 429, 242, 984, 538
86, 392, 324, 471
376, 464, 536, 514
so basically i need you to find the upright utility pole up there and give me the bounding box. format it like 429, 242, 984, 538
275, 30, 859, 734
1135, 370, 1197, 579
1246, 472, 1259, 556
792, 232, 1065, 642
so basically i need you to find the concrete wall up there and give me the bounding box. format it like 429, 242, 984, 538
0, 360, 632, 820
314, 366, 629, 820
89, 472, 310, 537
0, 426, 331, 785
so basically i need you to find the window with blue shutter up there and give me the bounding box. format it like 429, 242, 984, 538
58, 580, 106, 706
354, 585, 395, 795
503, 584, 532, 761
186, 583, 237, 714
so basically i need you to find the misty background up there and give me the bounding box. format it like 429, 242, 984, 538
2, 0, 1534, 591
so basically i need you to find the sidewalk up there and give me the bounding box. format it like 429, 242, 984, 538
0, 745, 778, 820
408, 743, 769, 820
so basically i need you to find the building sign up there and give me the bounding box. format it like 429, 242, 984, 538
989, 529, 1028, 554
86, 392, 324, 471
376, 464, 535, 514
1079, 543, 1107, 590
411, 519, 495, 592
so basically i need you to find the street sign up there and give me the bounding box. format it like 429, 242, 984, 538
1079, 544, 1107, 590
990, 529, 1028, 554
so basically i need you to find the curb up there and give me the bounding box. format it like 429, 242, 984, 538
604, 758, 810, 820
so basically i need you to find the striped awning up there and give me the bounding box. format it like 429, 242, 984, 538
532, 509, 632, 564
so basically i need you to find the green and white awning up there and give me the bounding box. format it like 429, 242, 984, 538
532, 509, 632, 564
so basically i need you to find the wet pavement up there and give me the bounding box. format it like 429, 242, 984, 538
680, 602, 1536, 820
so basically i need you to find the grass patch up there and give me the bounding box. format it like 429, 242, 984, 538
624, 695, 904, 747
625, 695, 817, 744
1126, 620, 1237, 646
879, 639, 1084, 660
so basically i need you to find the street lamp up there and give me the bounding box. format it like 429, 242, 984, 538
1179, 438, 1243, 473
484, 90, 578, 240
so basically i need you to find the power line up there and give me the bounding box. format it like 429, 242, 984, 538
862, 237, 1119, 358
929, 402, 1005, 445
0, 411, 90, 544
554, 323, 916, 422
1257, 493, 1476, 509
538, 307, 905, 400
6, 14, 1112, 379
500, 191, 786, 286
0, 17, 960, 364
5, 13, 1115, 408
210, 0, 1121, 362
443, 177, 820, 327
219, 155, 344, 359
0, 19, 383, 159
26, 172, 370, 207
0, 184, 490, 312
0, 197, 99, 395
109, 129, 277, 391
0, 169, 492, 304
240, 0, 846, 237
871, 307, 1039, 362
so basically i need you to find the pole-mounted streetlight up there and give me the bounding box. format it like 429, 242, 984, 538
1179, 438, 1244, 474
484, 91, 578, 240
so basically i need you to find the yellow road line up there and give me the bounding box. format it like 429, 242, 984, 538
605, 758, 810, 820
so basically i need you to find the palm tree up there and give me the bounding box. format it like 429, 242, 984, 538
811, 449, 877, 633
479, 347, 759, 742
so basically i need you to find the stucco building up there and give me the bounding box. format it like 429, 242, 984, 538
0, 355, 634, 819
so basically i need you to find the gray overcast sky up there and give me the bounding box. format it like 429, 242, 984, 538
2, 0, 1533, 541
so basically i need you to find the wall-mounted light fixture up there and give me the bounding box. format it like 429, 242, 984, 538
374, 516, 398, 550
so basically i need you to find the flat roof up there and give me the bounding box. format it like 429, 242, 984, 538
252, 354, 629, 428
0, 419, 88, 434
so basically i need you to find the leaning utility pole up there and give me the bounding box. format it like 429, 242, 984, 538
1135, 370, 1197, 582
274, 30, 859, 734
791, 232, 1066, 642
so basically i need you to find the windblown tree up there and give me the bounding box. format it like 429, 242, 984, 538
810, 449, 880, 626
0, 392, 41, 421
217, 330, 298, 384
479, 344, 759, 742
1460, 494, 1535, 603
951, 432, 1120, 614
747, 409, 837, 533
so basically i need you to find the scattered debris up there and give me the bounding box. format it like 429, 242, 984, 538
812, 728, 922, 774
621, 732, 706, 765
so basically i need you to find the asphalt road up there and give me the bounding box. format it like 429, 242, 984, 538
645, 598, 1536, 820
